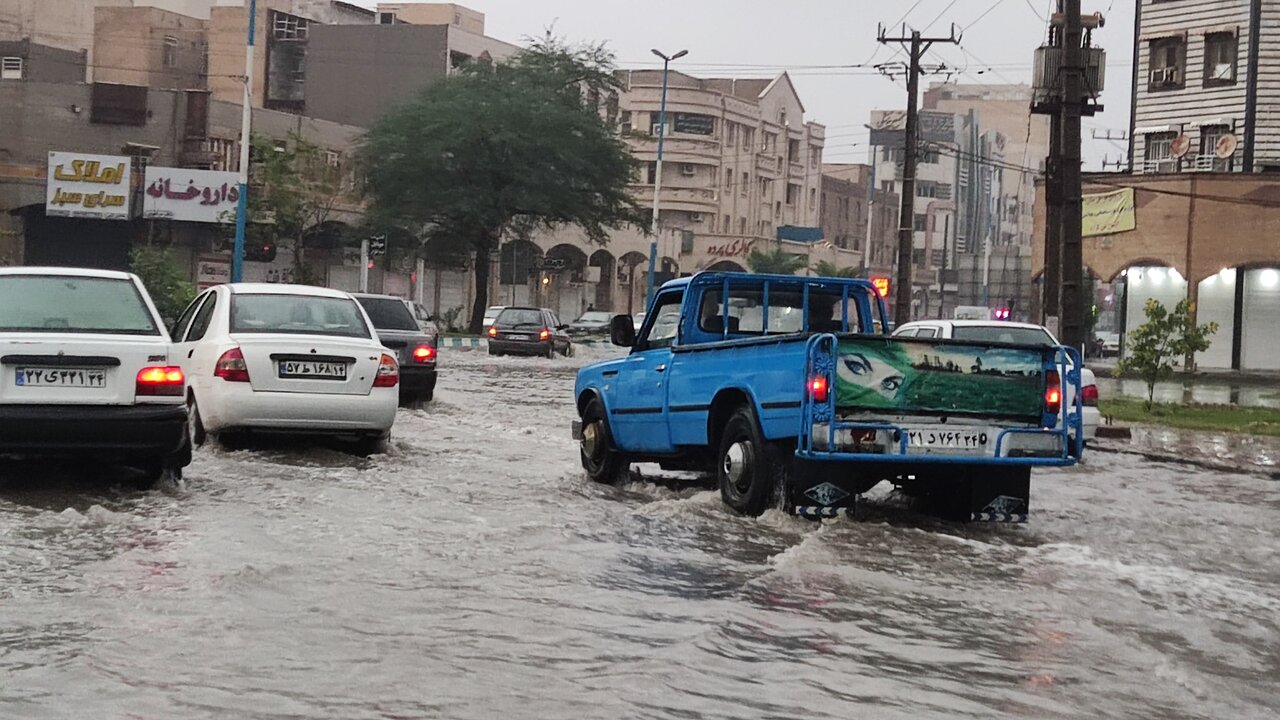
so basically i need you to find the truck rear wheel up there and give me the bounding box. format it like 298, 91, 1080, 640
717, 407, 787, 516
581, 397, 627, 483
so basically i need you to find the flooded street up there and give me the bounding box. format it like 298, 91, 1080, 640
2, 347, 1277, 719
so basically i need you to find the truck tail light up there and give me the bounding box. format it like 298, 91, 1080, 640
373, 353, 399, 387
1045, 370, 1061, 414
136, 366, 185, 396
412, 345, 435, 363
809, 375, 829, 403
539, 328, 551, 341
1082, 383, 1098, 407
214, 348, 250, 383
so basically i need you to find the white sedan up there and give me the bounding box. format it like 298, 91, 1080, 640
893, 319, 1100, 441
172, 283, 399, 454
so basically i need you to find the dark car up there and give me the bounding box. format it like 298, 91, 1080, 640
567, 310, 613, 337
353, 293, 437, 403
487, 307, 573, 358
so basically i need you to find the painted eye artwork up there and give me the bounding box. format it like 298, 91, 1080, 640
840, 353, 905, 401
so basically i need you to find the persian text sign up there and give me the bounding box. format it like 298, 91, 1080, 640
143, 167, 241, 223
196, 254, 231, 289
707, 238, 755, 258
1082, 188, 1136, 237
46, 152, 132, 220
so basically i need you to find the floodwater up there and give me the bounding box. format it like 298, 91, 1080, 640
2, 346, 1277, 719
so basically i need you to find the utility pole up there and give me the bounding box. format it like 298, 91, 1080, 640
878, 24, 960, 327
646, 47, 687, 309
1043, 114, 1062, 329
231, 0, 256, 283
1059, 0, 1086, 351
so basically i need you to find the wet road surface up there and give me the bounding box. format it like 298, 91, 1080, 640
2, 347, 1278, 719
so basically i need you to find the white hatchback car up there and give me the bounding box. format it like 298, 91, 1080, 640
893, 319, 1100, 441
172, 283, 398, 453
0, 267, 189, 484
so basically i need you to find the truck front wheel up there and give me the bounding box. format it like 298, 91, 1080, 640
717, 408, 787, 516
580, 397, 627, 483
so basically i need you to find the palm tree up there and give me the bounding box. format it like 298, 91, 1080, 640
745, 245, 807, 275
812, 260, 865, 278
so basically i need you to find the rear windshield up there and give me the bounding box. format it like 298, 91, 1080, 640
0, 275, 158, 335
231, 294, 370, 338
496, 308, 543, 327
356, 296, 417, 331
951, 325, 1055, 346
699, 286, 859, 335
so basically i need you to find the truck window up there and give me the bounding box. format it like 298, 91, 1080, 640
699, 286, 858, 335
639, 292, 683, 349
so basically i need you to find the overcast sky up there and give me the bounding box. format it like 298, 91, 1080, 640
355, 0, 1134, 170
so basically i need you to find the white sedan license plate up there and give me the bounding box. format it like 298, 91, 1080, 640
278, 360, 347, 379
907, 428, 988, 450
15, 367, 106, 388
507, 334, 531, 341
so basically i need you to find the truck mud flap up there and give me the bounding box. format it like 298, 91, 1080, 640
784, 459, 862, 519
960, 469, 1030, 523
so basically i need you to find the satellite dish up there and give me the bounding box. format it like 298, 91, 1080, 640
1171, 134, 1191, 158
1215, 133, 1239, 159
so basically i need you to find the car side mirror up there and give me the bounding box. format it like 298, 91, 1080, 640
610, 314, 636, 347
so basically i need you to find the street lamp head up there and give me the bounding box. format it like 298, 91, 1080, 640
651, 48, 689, 62
672, 49, 689, 60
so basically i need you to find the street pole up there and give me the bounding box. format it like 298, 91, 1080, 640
231, 0, 256, 284
1043, 113, 1062, 327
646, 48, 687, 309
864, 134, 876, 270
359, 238, 369, 292
1060, 0, 1086, 351
879, 25, 960, 327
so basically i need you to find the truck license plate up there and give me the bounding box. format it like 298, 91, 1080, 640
15, 367, 106, 388
907, 429, 988, 449
278, 361, 347, 379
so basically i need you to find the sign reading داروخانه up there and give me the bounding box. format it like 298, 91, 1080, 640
45, 152, 132, 220
142, 167, 241, 224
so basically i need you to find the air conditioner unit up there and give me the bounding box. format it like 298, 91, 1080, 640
688, 212, 703, 222
1149, 67, 1179, 86
680, 163, 696, 176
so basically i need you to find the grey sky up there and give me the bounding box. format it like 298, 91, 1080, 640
357, 1, 1134, 170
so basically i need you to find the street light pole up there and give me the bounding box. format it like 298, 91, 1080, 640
645, 47, 687, 309
231, 0, 256, 283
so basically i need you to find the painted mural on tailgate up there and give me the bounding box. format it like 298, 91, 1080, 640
833, 338, 1047, 418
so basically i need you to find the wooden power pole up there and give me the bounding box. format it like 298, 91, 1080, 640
878, 25, 960, 327
1059, 0, 1086, 351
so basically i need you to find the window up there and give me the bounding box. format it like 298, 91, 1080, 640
809, 187, 817, 210
763, 132, 778, 153
646, 162, 657, 184
788, 138, 800, 162
163, 35, 178, 68
881, 180, 894, 193
1148, 37, 1185, 90
186, 293, 217, 341
919, 149, 940, 164
742, 128, 754, 151
210, 137, 237, 171
760, 178, 772, 196
723, 214, 731, 232
741, 171, 749, 196
619, 110, 632, 134
0, 275, 158, 336
786, 184, 799, 205
698, 285, 859, 336
1144, 131, 1177, 172
916, 327, 938, 339
913, 214, 928, 232
1199, 124, 1231, 170
355, 297, 418, 331
738, 217, 747, 234
231, 294, 370, 338
91, 81, 148, 126
726, 123, 736, 145
378, 12, 396, 24
1203, 32, 1237, 86
273, 11, 309, 40
171, 293, 207, 340
723, 168, 731, 188
0, 56, 22, 80
883, 147, 905, 163
638, 291, 684, 349
952, 326, 1054, 346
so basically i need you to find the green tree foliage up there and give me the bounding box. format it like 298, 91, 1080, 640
1115, 298, 1218, 409
243, 132, 346, 285
130, 245, 195, 328
360, 37, 645, 332
745, 244, 807, 275
811, 260, 863, 278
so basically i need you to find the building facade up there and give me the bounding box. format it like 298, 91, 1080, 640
1128, 0, 1280, 173
818, 163, 900, 279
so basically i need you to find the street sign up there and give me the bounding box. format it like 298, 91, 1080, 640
535, 257, 567, 271
369, 235, 387, 257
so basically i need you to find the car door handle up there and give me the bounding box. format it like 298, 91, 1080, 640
655, 364, 666, 373
187, 349, 194, 359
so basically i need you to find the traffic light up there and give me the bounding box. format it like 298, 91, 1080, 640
244, 242, 277, 262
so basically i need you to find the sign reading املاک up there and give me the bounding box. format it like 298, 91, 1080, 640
46, 152, 132, 220
142, 167, 241, 223
1082, 188, 1136, 237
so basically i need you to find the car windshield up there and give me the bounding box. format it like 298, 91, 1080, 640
952, 325, 1056, 346
497, 308, 543, 327
0, 275, 158, 335
231, 294, 370, 338
356, 296, 418, 331
575, 311, 612, 323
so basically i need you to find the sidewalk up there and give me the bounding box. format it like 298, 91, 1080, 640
1088, 359, 1280, 409
1091, 423, 1280, 477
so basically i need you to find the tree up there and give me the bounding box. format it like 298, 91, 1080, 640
812, 260, 864, 278
130, 245, 195, 327
243, 132, 348, 285
1115, 298, 1218, 409
746, 244, 807, 275
360, 37, 645, 332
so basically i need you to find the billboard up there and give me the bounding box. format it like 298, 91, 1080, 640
45, 152, 132, 220
143, 167, 241, 223
1082, 188, 1136, 237
868, 111, 957, 148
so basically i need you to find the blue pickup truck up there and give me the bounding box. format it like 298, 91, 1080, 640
572, 272, 1084, 522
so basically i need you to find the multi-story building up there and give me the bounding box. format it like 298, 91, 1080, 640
94, 6, 207, 90
1128, 0, 1280, 173
818, 163, 900, 278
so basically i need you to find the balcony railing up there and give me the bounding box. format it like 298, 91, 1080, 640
1141, 154, 1233, 174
